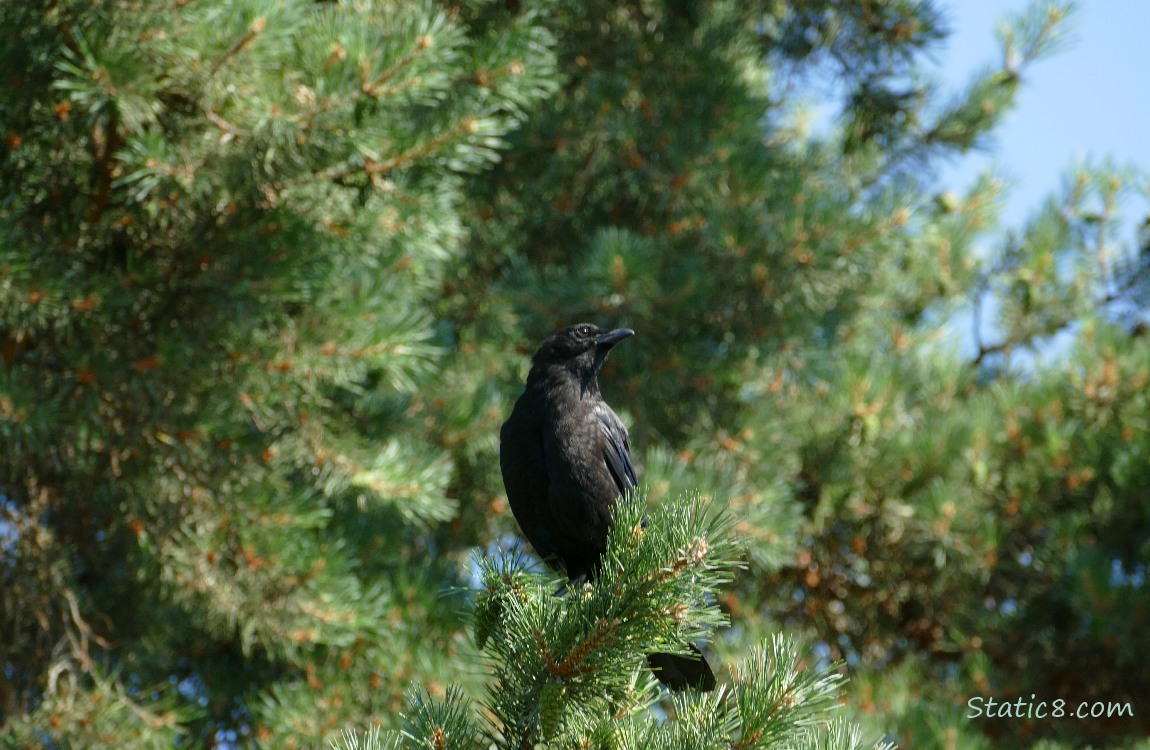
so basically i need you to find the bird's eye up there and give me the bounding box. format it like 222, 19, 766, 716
577, 325, 592, 338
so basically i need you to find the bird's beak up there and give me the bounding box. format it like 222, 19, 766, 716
595, 328, 635, 348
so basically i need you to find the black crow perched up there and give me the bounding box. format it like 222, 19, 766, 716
499, 323, 715, 691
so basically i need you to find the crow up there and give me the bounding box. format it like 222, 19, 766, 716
499, 323, 715, 691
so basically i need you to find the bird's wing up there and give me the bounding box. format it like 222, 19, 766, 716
595, 402, 638, 495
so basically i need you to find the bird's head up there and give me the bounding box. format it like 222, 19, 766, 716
531, 323, 635, 380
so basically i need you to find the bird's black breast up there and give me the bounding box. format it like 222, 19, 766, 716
499, 377, 638, 581
499, 388, 557, 562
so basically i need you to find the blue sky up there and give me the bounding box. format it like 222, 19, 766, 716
927, 1, 1150, 366
935, 0, 1150, 228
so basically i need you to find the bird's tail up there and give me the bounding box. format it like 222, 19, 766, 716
647, 645, 716, 691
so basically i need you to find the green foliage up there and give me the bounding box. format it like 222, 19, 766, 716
2, 0, 556, 745
3, 0, 1148, 747
337, 494, 888, 750
442, 0, 1148, 746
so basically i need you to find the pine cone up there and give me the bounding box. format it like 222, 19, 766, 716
473, 592, 501, 649
539, 681, 566, 739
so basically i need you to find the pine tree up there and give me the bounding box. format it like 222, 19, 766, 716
4, 0, 1148, 748
2, 1, 556, 746
440, 0, 1148, 747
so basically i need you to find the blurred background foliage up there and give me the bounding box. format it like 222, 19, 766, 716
1, 0, 1147, 747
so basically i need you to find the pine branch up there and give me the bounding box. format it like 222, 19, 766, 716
375, 492, 892, 750
208, 16, 267, 78
361, 34, 434, 99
